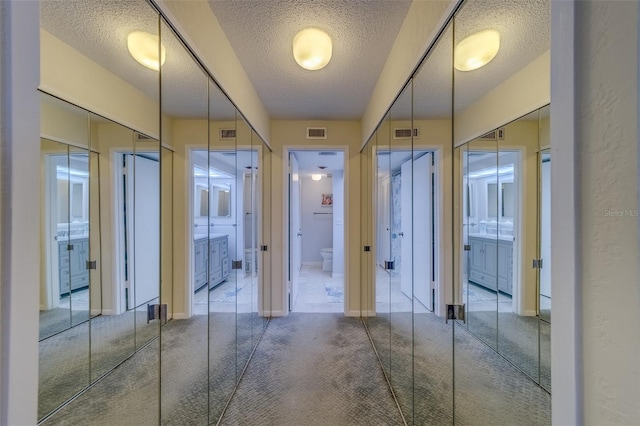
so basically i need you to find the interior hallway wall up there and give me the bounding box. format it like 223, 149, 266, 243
300, 175, 332, 263
0, 2, 40, 424
270, 120, 360, 316
574, 1, 639, 423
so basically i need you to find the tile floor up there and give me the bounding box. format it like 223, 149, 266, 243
292, 263, 344, 313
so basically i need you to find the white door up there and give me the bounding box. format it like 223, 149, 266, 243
377, 176, 391, 267
125, 154, 160, 310
289, 153, 302, 310
400, 154, 433, 307
540, 157, 551, 297
413, 153, 433, 308
400, 158, 413, 298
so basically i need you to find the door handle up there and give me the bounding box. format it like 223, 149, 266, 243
399, 232, 404, 237
297, 232, 302, 237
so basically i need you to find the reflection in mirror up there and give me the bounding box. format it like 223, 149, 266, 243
538, 103, 551, 391
387, 82, 414, 425
454, 2, 551, 407
412, 22, 454, 424
206, 79, 239, 421
235, 117, 253, 382
372, 114, 391, 378
38, 94, 92, 419
88, 114, 137, 383
157, 16, 209, 424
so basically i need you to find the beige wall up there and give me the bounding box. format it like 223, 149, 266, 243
361, 0, 457, 146
270, 120, 361, 316
40, 29, 160, 139
454, 51, 550, 147
156, 0, 270, 144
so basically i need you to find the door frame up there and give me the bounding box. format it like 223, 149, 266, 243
283, 145, 349, 316
371, 146, 444, 317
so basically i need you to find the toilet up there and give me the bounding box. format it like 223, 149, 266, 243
320, 248, 333, 272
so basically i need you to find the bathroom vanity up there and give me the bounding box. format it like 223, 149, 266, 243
468, 234, 513, 295
58, 236, 89, 295
194, 234, 229, 291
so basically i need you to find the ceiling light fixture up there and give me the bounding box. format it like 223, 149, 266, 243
293, 28, 332, 71
454, 29, 500, 72
311, 174, 322, 181
127, 31, 166, 71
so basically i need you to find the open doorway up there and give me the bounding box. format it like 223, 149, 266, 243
288, 150, 345, 313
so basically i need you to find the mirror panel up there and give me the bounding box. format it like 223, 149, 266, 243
207, 79, 239, 421
158, 17, 208, 424
538, 104, 551, 391
496, 110, 540, 380
412, 21, 454, 424
235, 116, 252, 380
373, 114, 392, 378
388, 82, 414, 424
250, 130, 262, 348
87, 113, 136, 383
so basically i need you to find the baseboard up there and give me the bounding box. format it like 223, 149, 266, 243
521, 309, 537, 317
173, 312, 190, 320
346, 310, 361, 317
359, 310, 376, 317
302, 261, 322, 266
91, 308, 101, 316
267, 310, 287, 317
101, 309, 115, 316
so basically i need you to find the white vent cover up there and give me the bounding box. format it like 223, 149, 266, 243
134, 132, 155, 143
393, 127, 420, 139
306, 127, 327, 139
479, 128, 505, 141
220, 128, 236, 140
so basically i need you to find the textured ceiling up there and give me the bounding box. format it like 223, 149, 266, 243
207, 0, 412, 120
40, 0, 550, 126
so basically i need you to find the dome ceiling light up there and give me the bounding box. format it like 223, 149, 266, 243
127, 31, 166, 71
293, 28, 332, 71
454, 29, 500, 72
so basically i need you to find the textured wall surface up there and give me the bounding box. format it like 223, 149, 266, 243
577, 1, 640, 424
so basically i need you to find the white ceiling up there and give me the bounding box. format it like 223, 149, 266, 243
40, 0, 550, 125
291, 150, 345, 175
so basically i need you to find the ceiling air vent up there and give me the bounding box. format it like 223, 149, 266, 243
307, 127, 327, 139
479, 127, 505, 141
220, 128, 236, 140
134, 132, 156, 143
393, 127, 420, 139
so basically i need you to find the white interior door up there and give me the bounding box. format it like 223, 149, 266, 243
126, 154, 160, 310
289, 153, 302, 310
540, 157, 551, 297
413, 153, 433, 308
400, 158, 413, 298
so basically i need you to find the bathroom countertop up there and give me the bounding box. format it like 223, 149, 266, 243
56, 234, 89, 242
468, 232, 514, 242
194, 233, 228, 241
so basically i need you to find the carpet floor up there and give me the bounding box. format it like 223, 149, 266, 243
42, 312, 550, 426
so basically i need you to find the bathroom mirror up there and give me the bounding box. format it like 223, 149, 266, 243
195, 184, 209, 218
211, 183, 231, 217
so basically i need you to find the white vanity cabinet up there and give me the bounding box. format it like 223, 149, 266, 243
194, 237, 208, 291
194, 234, 229, 291
468, 235, 513, 295
58, 237, 89, 295
208, 235, 229, 289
